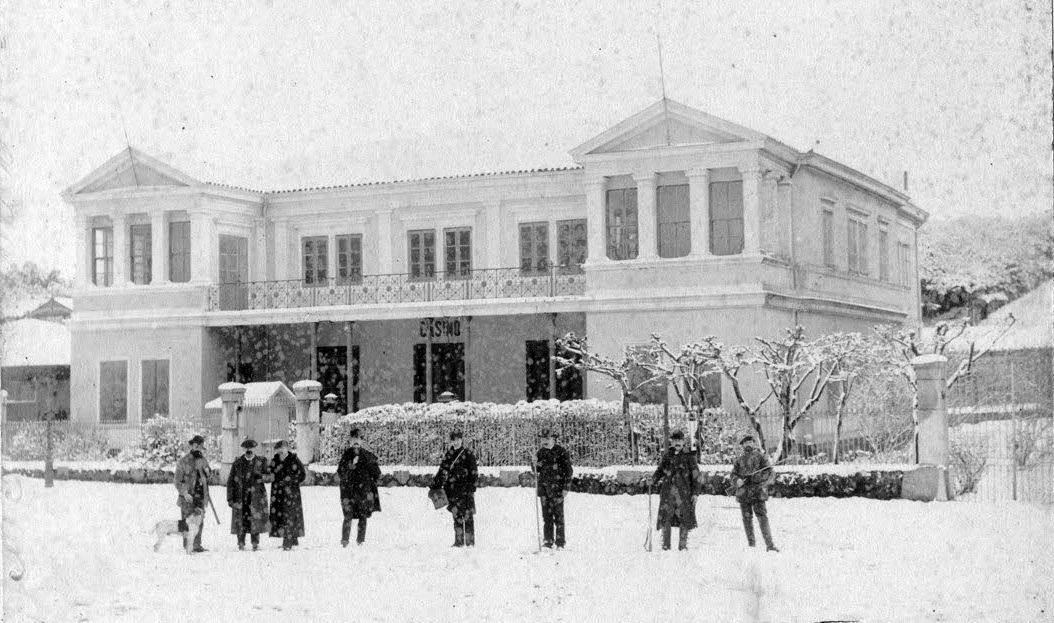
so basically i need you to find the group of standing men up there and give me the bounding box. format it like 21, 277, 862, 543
171, 427, 777, 554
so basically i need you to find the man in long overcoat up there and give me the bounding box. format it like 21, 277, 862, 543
226, 438, 270, 550
174, 434, 211, 554
534, 429, 573, 549
731, 435, 778, 552
337, 428, 381, 546
269, 440, 306, 551
431, 429, 478, 547
652, 430, 701, 551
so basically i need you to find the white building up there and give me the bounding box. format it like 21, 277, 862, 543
63, 99, 926, 427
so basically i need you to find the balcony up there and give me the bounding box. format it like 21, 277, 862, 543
206, 267, 587, 311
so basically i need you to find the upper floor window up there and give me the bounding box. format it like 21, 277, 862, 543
709, 181, 744, 256
168, 221, 191, 283
878, 224, 889, 282
129, 224, 152, 285
302, 236, 328, 285
336, 234, 363, 284
606, 188, 638, 260
219, 235, 248, 284
898, 241, 912, 287
847, 211, 869, 275
657, 184, 690, 258
444, 227, 472, 278
99, 360, 127, 422
556, 219, 587, 274
92, 226, 113, 286
408, 229, 436, 280
519, 222, 549, 274
821, 201, 835, 268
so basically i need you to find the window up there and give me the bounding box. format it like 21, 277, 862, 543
556, 219, 587, 274
519, 222, 549, 274
169, 221, 191, 282
219, 235, 248, 284
709, 181, 744, 256
408, 230, 436, 279
92, 226, 113, 286
336, 234, 363, 284
698, 372, 722, 409
129, 224, 152, 284
898, 242, 912, 286
141, 359, 169, 418
847, 212, 869, 275
821, 202, 835, 268
627, 346, 665, 404
657, 184, 690, 258
99, 361, 127, 422
413, 342, 465, 402
606, 188, 638, 260
302, 236, 328, 285
525, 340, 551, 401
444, 227, 472, 278
878, 226, 889, 281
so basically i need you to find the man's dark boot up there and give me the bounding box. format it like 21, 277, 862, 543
237, 534, 246, 551
282, 536, 294, 551
356, 519, 367, 545
661, 525, 672, 551
758, 514, 777, 552
678, 529, 689, 551
740, 505, 756, 547
250, 534, 259, 551
341, 519, 352, 547
464, 515, 476, 547
453, 522, 465, 547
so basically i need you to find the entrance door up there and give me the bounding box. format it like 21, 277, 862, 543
317, 345, 359, 413
413, 342, 465, 402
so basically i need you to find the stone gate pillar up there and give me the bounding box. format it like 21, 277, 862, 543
219, 382, 247, 482
293, 380, 322, 463
902, 355, 953, 501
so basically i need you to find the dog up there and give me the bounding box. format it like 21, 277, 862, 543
152, 513, 204, 554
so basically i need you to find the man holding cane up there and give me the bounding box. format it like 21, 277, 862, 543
534, 429, 573, 549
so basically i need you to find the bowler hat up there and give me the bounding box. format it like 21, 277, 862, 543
349, 428, 361, 439
274, 440, 288, 449
188, 435, 205, 446
449, 429, 464, 440
538, 429, 559, 439
240, 439, 257, 449
670, 430, 685, 440
740, 435, 756, 445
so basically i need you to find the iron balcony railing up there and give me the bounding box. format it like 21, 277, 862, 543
208, 266, 587, 311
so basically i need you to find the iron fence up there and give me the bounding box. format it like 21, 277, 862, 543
949, 408, 1054, 504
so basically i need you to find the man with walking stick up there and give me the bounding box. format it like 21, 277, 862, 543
651, 430, 702, 551
534, 429, 573, 550
431, 429, 478, 547
174, 434, 213, 554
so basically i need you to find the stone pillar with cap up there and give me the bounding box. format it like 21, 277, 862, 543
293, 379, 322, 463
219, 382, 247, 481
901, 354, 953, 501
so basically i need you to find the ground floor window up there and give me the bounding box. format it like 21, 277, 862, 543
141, 359, 169, 418
99, 360, 128, 422
413, 342, 465, 402
317, 345, 360, 413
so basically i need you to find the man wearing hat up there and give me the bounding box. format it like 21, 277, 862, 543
652, 429, 702, 551
730, 435, 778, 552
534, 429, 573, 549
226, 439, 270, 551
269, 440, 307, 551
431, 429, 478, 547
337, 428, 381, 546
173, 434, 212, 553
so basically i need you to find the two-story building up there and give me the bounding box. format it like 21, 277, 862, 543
63, 99, 926, 428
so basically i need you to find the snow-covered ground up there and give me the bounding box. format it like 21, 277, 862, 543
3, 477, 1053, 623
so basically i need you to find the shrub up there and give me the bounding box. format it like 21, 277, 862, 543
3, 422, 110, 461
949, 436, 988, 496
118, 416, 219, 468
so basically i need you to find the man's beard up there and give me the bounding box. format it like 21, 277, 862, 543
191, 450, 203, 458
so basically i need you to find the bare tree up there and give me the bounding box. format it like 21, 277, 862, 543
714, 343, 774, 453
818, 332, 880, 464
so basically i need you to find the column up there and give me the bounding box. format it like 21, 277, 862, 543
761, 171, 780, 255
686, 168, 711, 257
548, 313, 557, 399
344, 321, 355, 412
74, 214, 90, 287
484, 202, 502, 269
253, 218, 268, 281
777, 177, 795, 264
151, 211, 168, 284
112, 212, 128, 285
189, 207, 214, 283
740, 165, 763, 255
634, 172, 658, 260
584, 178, 609, 264
272, 218, 291, 281
375, 209, 393, 275
218, 381, 247, 482
464, 315, 473, 401
293, 379, 322, 463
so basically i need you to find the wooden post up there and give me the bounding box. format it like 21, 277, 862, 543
44, 410, 54, 488
465, 316, 472, 402
425, 317, 434, 403
548, 313, 557, 400
235, 326, 243, 382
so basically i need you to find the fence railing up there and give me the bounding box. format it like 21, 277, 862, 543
206, 266, 588, 311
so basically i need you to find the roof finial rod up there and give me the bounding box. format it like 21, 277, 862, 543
117, 98, 140, 187
657, 33, 671, 147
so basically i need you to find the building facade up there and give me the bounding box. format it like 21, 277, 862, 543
63, 100, 926, 427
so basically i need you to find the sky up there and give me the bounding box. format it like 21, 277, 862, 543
1, 0, 1051, 277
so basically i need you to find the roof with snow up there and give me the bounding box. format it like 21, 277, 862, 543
928, 280, 1052, 352
204, 381, 295, 410
1, 318, 71, 367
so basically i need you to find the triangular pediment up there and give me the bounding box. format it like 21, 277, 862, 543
570, 99, 768, 160
66, 147, 199, 195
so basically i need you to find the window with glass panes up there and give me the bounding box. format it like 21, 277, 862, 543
92, 226, 114, 286
821, 202, 835, 268
709, 181, 744, 255
657, 184, 690, 258
219, 235, 248, 283
302, 236, 328, 285
336, 234, 363, 284
141, 359, 169, 418
878, 226, 889, 281
408, 230, 436, 279
130, 224, 152, 284
606, 188, 638, 260
168, 221, 191, 282
444, 227, 471, 278
847, 212, 869, 275
99, 360, 127, 422
556, 219, 587, 274
519, 222, 549, 274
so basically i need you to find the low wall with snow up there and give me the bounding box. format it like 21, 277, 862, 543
1, 461, 907, 500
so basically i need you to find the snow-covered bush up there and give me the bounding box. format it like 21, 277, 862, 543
949, 436, 988, 496
118, 416, 218, 467
3, 422, 110, 461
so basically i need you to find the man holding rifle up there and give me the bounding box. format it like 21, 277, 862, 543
730, 435, 779, 552
174, 434, 213, 554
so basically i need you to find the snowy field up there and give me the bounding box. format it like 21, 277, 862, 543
3, 478, 1053, 623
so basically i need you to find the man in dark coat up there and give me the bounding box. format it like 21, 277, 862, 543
173, 434, 211, 554
337, 428, 381, 547
652, 430, 701, 551
731, 435, 778, 552
269, 440, 306, 551
226, 438, 270, 551
534, 429, 573, 549
431, 429, 478, 547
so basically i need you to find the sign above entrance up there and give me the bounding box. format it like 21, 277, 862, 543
420, 317, 463, 340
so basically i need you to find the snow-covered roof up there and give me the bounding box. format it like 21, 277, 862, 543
925, 280, 1052, 352
0, 318, 71, 367
204, 381, 295, 410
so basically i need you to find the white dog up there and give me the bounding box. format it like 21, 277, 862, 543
152, 513, 203, 554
